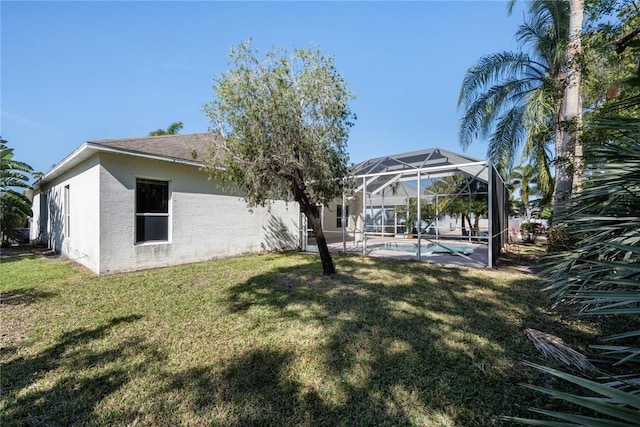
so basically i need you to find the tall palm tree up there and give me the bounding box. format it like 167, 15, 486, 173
1, 139, 34, 244
505, 57, 640, 427
458, 0, 569, 222
508, 164, 541, 221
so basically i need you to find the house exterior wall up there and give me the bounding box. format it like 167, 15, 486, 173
30, 157, 101, 273
29, 193, 43, 242
97, 153, 300, 274
320, 196, 360, 244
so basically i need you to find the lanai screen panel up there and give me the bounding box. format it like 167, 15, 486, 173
351, 148, 489, 194
345, 147, 507, 267
490, 164, 509, 267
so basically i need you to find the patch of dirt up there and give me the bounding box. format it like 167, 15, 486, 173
0, 304, 30, 352
277, 273, 323, 289
496, 242, 547, 274
184, 276, 215, 291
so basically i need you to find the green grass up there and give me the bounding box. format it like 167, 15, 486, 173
0, 249, 619, 426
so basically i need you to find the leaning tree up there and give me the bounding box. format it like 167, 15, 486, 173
203, 41, 355, 275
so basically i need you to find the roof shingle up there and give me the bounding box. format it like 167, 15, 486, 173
89, 132, 218, 163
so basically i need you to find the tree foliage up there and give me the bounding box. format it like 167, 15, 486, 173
1, 139, 34, 245
149, 121, 183, 136
420, 176, 488, 236
458, 1, 567, 188
508, 164, 543, 220
202, 41, 355, 275
508, 23, 640, 426
458, 0, 585, 225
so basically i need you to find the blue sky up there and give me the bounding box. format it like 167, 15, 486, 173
2, 1, 525, 176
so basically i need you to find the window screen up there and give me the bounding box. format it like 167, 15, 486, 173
136, 179, 169, 242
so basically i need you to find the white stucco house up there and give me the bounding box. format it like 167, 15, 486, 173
30, 133, 300, 274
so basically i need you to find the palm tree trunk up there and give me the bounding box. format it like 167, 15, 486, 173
522, 191, 530, 222
552, 95, 572, 224
552, 0, 584, 226
566, 0, 584, 196
464, 214, 474, 236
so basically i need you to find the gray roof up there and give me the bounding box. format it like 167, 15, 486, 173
350, 147, 490, 194
38, 132, 219, 186
351, 147, 483, 176
88, 132, 218, 163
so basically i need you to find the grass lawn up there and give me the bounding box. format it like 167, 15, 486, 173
0, 247, 616, 426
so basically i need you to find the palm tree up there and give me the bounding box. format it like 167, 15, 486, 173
497, 6, 640, 424
504, 41, 640, 427
508, 164, 541, 221
1, 139, 34, 244
425, 175, 487, 236
458, 0, 569, 223
148, 121, 183, 136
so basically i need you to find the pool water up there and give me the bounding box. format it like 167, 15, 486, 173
370, 241, 475, 255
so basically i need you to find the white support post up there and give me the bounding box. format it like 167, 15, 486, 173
301, 213, 307, 251
362, 176, 367, 256
342, 192, 347, 254
417, 170, 421, 262
435, 194, 439, 239
488, 166, 493, 268
381, 194, 385, 237
394, 210, 398, 236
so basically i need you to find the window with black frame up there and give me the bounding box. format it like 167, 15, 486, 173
136, 178, 169, 242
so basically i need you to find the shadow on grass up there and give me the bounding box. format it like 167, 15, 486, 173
0, 287, 57, 305
1, 314, 163, 426
0, 245, 53, 263
1, 253, 605, 425
206, 254, 600, 425
166, 347, 417, 425
0, 254, 41, 264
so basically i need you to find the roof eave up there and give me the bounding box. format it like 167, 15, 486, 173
37, 142, 205, 186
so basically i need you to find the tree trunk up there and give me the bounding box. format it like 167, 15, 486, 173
474, 213, 480, 236
552, 97, 571, 225
302, 203, 336, 276
566, 0, 584, 196
552, 0, 584, 225
464, 214, 473, 236
522, 191, 530, 222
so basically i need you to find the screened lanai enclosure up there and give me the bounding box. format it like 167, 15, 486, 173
301, 148, 509, 268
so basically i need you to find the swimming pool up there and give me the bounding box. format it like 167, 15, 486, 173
369, 241, 476, 255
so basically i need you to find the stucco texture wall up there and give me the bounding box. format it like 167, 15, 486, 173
98, 153, 300, 274
31, 157, 101, 273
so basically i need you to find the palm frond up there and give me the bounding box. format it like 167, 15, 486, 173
458, 0, 568, 183
458, 51, 543, 108
525, 328, 595, 371
504, 363, 640, 426
459, 77, 540, 150
488, 105, 526, 170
